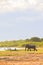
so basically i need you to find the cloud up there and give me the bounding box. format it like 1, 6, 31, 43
0, 0, 43, 13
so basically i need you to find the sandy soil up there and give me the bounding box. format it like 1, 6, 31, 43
0, 53, 43, 65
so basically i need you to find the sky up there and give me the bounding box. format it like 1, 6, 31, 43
0, 0, 43, 41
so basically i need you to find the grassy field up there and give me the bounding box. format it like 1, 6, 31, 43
0, 48, 43, 65
0, 41, 43, 47
0, 48, 43, 56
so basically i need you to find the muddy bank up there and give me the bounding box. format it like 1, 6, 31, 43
0, 53, 43, 61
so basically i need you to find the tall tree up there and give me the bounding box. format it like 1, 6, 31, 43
30, 37, 41, 42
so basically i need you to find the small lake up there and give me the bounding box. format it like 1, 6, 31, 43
0, 47, 25, 51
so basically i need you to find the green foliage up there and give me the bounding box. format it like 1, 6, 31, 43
0, 37, 43, 47
30, 37, 41, 42
41, 38, 43, 41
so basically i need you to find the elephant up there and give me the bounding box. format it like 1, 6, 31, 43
25, 44, 37, 51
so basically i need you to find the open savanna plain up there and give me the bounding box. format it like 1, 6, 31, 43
0, 48, 43, 65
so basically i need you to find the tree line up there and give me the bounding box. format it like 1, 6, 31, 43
25, 37, 43, 42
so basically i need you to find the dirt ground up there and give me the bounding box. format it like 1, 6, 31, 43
0, 53, 43, 65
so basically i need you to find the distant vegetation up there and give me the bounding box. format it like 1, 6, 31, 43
0, 37, 43, 47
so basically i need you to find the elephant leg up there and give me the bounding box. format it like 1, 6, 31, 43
25, 48, 26, 51
35, 48, 37, 51
27, 48, 29, 51
25, 46, 26, 51
34, 48, 35, 51
30, 49, 31, 51
34, 48, 37, 51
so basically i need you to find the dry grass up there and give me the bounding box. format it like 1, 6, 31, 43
0, 48, 43, 65
0, 53, 43, 65
0, 48, 43, 56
